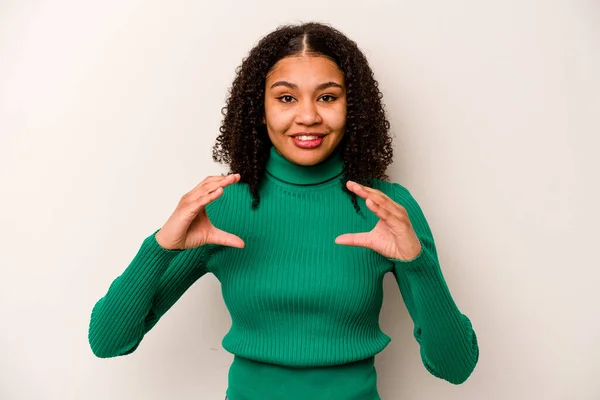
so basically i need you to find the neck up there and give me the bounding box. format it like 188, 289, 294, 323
264, 146, 344, 186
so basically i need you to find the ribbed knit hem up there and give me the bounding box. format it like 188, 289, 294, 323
226, 355, 381, 400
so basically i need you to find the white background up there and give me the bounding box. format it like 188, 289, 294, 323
1, 1, 599, 399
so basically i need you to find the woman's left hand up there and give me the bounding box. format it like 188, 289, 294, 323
335, 181, 422, 261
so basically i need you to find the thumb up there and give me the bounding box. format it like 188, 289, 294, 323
208, 227, 245, 248
335, 232, 370, 248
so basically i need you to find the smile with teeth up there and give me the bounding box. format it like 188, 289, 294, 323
291, 134, 325, 149
295, 135, 320, 141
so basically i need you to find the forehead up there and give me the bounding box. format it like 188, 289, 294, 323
266, 55, 344, 84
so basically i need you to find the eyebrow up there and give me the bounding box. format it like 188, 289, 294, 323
270, 81, 344, 91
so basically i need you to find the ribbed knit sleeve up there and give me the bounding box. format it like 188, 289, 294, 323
88, 231, 208, 358
389, 185, 479, 384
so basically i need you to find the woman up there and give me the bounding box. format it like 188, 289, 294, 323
88, 22, 479, 400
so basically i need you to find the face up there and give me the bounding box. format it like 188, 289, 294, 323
264, 55, 347, 166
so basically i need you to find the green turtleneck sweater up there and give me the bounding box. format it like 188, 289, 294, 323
88, 146, 479, 399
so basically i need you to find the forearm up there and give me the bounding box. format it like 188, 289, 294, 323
394, 246, 479, 384
88, 233, 181, 358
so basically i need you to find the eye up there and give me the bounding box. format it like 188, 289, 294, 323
319, 94, 338, 102
276, 95, 296, 103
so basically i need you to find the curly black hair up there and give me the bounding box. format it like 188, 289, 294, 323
212, 22, 394, 212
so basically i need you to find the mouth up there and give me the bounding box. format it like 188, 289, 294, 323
290, 133, 326, 149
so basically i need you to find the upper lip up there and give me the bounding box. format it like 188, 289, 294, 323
290, 133, 326, 137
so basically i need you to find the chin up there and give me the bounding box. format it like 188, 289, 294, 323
286, 149, 330, 166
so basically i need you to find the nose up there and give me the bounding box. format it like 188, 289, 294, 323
295, 100, 322, 126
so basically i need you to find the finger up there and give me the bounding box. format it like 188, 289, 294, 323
184, 173, 241, 214
358, 186, 408, 218
191, 175, 226, 191
346, 181, 391, 204
192, 186, 223, 210
357, 183, 392, 203
335, 232, 371, 248
364, 197, 404, 224
200, 173, 240, 189
347, 181, 402, 216
176, 187, 223, 222
217, 173, 241, 189
197, 176, 238, 197
366, 193, 402, 216
191, 174, 240, 194
345, 181, 369, 199
208, 227, 245, 248
188, 174, 240, 202
364, 198, 406, 229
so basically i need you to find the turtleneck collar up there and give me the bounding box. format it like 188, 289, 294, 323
264, 146, 344, 186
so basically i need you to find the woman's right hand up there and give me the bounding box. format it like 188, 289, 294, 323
155, 173, 245, 250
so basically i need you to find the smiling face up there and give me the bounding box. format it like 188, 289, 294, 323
264, 55, 347, 166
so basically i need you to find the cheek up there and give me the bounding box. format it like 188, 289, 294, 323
327, 104, 347, 130
265, 102, 293, 132
266, 112, 287, 132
